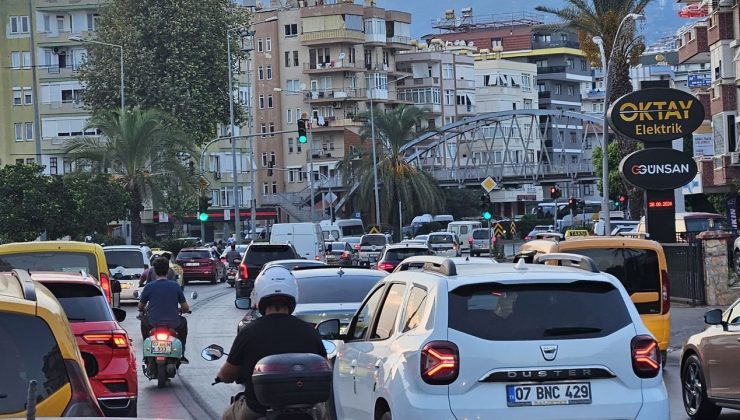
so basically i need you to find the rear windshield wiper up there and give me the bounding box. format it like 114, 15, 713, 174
543, 326, 602, 336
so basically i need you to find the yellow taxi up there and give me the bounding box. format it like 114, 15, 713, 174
0, 269, 103, 417
0, 241, 112, 304
564, 228, 590, 239
516, 236, 671, 363
150, 248, 185, 289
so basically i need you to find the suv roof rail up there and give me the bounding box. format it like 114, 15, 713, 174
12, 269, 37, 302
394, 256, 457, 276
533, 253, 599, 273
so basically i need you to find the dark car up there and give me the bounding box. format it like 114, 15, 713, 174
325, 242, 357, 267
237, 267, 387, 332
375, 243, 433, 272
236, 243, 301, 298
175, 248, 225, 284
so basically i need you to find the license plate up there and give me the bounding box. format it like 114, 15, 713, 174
185, 262, 199, 266
151, 340, 172, 354
506, 382, 591, 407
120, 282, 131, 289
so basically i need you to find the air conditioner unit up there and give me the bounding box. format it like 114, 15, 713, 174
52, 46, 67, 55
332, 102, 341, 109
731, 151, 740, 165
326, 152, 332, 157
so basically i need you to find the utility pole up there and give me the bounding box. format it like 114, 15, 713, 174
28, 0, 42, 163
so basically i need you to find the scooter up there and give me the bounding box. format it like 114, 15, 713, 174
226, 258, 240, 287
134, 290, 198, 388
202, 339, 336, 420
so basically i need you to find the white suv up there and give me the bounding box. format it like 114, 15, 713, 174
318, 254, 668, 420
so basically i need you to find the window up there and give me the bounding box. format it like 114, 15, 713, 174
402, 286, 428, 332
538, 83, 546, 92
567, 85, 575, 96
86, 13, 99, 31
348, 286, 386, 341
727, 303, 740, 325
10, 16, 30, 34
258, 65, 264, 80
257, 38, 263, 52
22, 52, 31, 69
260, 123, 266, 138
261, 152, 268, 167
287, 109, 293, 123
271, 182, 277, 194
287, 80, 300, 93
49, 157, 58, 175
570, 132, 577, 144
15, 159, 24, 165
442, 63, 454, 79
12, 89, 22, 106
262, 182, 269, 195
267, 94, 273, 108
23, 87, 32, 105
258, 94, 265, 109
269, 122, 275, 136
491, 38, 503, 48
11, 52, 21, 69
561, 33, 568, 42
284, 23, 298, 37
56, 15, 64, 32
285, 51, 292, 67
512, 102, 517, 110
265, 37, 272, 52
293, 51, 299, 67
266, 65, 272, 80
566, 58, 575, 70
555, 84, 562, 95
288, 138, 294, 153
444, 89, 454, 105
581, 59, 588, 71
14, 123, 23, 141
25, 122, 33, 140
371, 284, 406, 340
521, 74, 531, 92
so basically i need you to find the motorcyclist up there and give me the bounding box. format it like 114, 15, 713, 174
140, 253, 177, 287
217, 266, 326, 420
225, 244, 242, 267
138, 257, 190, 363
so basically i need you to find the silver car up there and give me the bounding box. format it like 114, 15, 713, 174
426, 232, 461, 257
470, 228, 493, 257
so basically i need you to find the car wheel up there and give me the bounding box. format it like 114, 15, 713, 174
682, 354, 721, 420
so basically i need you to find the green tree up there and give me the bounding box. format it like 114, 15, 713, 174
337, 105, 444, 239
444, 188, 483, 220
78, 0, 249, 144
62, 172, 130, 238
64, 107, 196, 243
155, 176, 198, 236
0, 164, 58, 241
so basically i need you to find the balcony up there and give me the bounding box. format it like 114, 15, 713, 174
40, 64, 82, 79
532, 39, 581, 50
538, 91, 551, 99
303, 61, 365, 73
455, 79, 475, 90
710, 84, 737, 115
304, 89, 366, 103
300, 29, 364, 46
584, 90, 605, 100
386, 36, 413, 49
457, 104, 476, 115
36, 0, 100, 11
537, 66, 567, 74
678, 24, 709, 64
310, 117, 363, 132
399, 76, 439, 86
707, 11, 734, 46
39, 100, 86, 115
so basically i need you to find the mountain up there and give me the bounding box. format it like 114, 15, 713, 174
375, 0, 696, 44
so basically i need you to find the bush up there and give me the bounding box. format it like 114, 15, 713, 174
158, 237, 197, 256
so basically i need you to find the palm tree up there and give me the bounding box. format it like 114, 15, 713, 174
536, 0, 651, 214
65, 107, 196, 243
337, 105, 444, 237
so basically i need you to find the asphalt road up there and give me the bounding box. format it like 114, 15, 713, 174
119, 282, 740, 419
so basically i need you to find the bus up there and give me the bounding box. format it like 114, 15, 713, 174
533, 201, 603, 229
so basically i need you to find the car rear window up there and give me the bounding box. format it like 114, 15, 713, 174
42, 283, 114, 323
0, 312, 69, 414
246, 246, 297, 265
472, 229, 490, 239
105, 250, 145, 269
361, 236, 386, 246
385, 248, 431, 261
177, 250, 211, 260
341, 225, 365, 237
0, 252, 98, 275
563, 248, 661, 313
428, 235, 453, 244
298, 275, 381, 304
328, 243, 348, 253
448, 281, 631, 341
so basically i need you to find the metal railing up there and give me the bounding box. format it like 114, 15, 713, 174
301, 29, 364, 43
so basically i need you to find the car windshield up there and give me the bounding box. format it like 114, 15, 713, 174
0, 252, 98, 275
360, 236, 386, 246
42, 283, 114, 322
428, 235, 453, 244
246, 246, 296, 265
341, 225, 365, 237
105, 250, 145, 269
177, 250, 211, 260
448, 281, 631, 341
472, 229, 490, 239
298, 275, 382, 304
0, 312, 69, 414
561, 248, 661, 314
385, 248, 430, 262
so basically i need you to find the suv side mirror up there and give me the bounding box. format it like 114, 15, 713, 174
705, 308, 725, 329
316, 318, 341, 340
235, 297, 252, 309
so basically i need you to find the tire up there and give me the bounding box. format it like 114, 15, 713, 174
210, 271, 217, 284
156, 365, 167, 388
380, 412, 391, 420
682, 354, 721, 420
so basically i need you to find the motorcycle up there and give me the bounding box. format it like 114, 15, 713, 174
134, 290, 198, 388
202, 339, 336, 420
226, 258, 240, 287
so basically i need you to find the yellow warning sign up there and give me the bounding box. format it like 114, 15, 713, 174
494, 223, 505, 237
510, 221, 517, 235
368, 226, 380, 234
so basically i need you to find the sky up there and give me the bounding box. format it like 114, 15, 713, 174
375, 0, 693, 44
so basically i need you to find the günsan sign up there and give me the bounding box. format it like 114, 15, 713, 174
619, 148, 698, 190
607, 88, 705, 143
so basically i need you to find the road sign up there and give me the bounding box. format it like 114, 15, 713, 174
510, 221, 517, 235
324, 192, 337, 204
494, 223, 505, 237
481, 177, 497, 193
368, 226, 380, 234
198, 175, 210, 190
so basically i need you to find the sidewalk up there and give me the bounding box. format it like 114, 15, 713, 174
668, 302, 724, 352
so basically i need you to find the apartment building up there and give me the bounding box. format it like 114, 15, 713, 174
237, 0, 413, 222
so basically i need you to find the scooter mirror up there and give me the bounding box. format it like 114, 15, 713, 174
191, 291, 199, 300
132, 290, 140, 299
201, 344, 226, 361
322, 340, 337, 359
235, 297, 252, 310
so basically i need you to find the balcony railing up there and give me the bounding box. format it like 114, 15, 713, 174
537, 66, 568, 74
538, 91, 551, 99
303, 61, 364, 72
304, 89, 365, 102
386, 36, 412, 45
301, 29, 364, 44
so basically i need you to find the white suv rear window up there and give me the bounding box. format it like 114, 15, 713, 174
448, 281, 631, 341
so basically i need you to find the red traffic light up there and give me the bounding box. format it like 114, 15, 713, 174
619, 195, 626, 203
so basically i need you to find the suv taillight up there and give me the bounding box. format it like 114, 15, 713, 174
239, 263, 248, 279
63, 360, 104, 416
631, 335, 660, 378
377, 262, 394, 271
99, 272, 111, 304
661, 269, 670, 315
421, 341, 459, 385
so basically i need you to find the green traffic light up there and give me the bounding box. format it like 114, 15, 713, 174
198, 212, 209, 222
482, 211, 492, 220
298, 135, 307, 144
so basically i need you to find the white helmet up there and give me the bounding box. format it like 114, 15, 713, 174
253, 266, 299, 315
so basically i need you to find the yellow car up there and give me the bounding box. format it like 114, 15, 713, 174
564, 229, 589, 239
0, 241, 113, 304
150, 248, 185, 289
516, 236, 671, 363
0, 269, 103, 417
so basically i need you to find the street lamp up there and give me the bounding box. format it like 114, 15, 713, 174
368, 74, 410, 227
592, 12, 644, 236
69, 35, 124, 111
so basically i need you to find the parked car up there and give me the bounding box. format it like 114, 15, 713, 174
318, 254, 668, 419
0, 269, 103, 417
470, 228, 493, 257
358, 234, 391, 267
427, 232, 462, 257
236, 267, 387, 333
680, 299, 740, 419
375, 243, 433, 272
235, 243, 301, 299
175, 247, 226, 284
0, 241, 113, 304
325, 241, 357, 267
32, 272, 137, 417
104, 245, 153, 301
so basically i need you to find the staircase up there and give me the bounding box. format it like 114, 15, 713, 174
261, 192, 313, 222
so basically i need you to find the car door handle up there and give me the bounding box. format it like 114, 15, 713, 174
374, 360, 382, 369
350, 359, 357, 375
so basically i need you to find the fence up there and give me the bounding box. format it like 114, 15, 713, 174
663, 242, 705, 305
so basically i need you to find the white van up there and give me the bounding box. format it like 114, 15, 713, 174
270, 223, 325, 261
447, 221, 481, 251
319, 219, 365, 241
